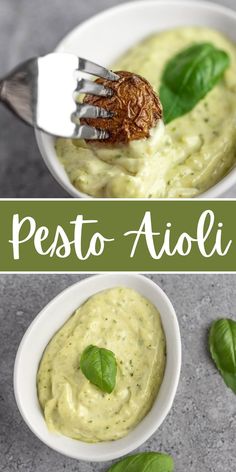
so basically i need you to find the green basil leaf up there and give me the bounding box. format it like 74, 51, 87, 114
160, 42, 230, 123
80, 344, 117, 393
107, 452, 174, 472
209, 319, 236, 393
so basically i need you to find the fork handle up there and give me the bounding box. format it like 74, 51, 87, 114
0, 80, 7, 102
0, 80, 4, 99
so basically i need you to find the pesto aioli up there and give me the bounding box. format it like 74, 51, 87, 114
37, 287, 166, 442
56, 27, 236, 198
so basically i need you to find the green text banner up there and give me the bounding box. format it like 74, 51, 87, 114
0, 199, 236, 272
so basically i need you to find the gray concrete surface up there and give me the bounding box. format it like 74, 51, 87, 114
0, 0, 235, 197
0, 274, 236, 472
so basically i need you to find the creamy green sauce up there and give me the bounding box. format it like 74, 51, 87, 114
56, 27, 236, 197
37, 287, 166, 442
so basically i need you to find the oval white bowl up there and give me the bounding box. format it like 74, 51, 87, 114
14, 274, 181, 462
35, 0, 236, 199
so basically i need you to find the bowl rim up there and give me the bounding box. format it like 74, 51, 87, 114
13, 274, 181, 462
35, 0, 236, 199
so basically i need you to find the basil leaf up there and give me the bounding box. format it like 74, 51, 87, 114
80, 345, 117, 393
209, 319, 236, 393
107, 452, 174, 472
160, 42, 230, 123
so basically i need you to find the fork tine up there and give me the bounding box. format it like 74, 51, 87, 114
73, 124, 109, 140
75, 78, 113, 98
77, 57, 119, 81
72, 103, 113, 120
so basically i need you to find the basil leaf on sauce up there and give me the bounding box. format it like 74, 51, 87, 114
107, 452, 174, 472
159, 42, 230, 124
209, 319, 236, 393
80, 345, 117, 394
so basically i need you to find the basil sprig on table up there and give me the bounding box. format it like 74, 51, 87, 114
80, 345, 117, 394
107, 452, 174, 472
209, 318, 236, 393
159, 42, 230, 124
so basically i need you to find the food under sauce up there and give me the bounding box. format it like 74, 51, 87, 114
56, 27, 236, 198
37, 287, 166, 442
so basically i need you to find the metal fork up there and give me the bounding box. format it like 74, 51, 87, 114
0, 53, 119, 139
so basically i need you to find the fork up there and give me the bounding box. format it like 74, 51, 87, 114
0, 53, 119, 139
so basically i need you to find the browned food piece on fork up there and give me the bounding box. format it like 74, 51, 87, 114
81, 70, 162, 145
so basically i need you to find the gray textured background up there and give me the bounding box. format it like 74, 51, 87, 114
0, 0, 236, 197
1, 274, 236, 472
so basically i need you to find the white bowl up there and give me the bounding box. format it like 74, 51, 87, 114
35, 0, 236, 199
14, 274, 181, 462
